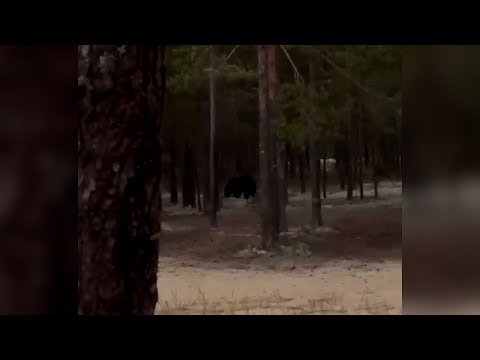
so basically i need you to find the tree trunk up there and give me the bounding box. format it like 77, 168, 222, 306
169, 145, 178, 204
308, 60, 323, 228
358, 120, 364, 200
195, 163, 202, 212
287, 143, 296, 178
258, 45, 278, 249
322, 145, 327, 199
310, 154, 323, 227
358, 158, 364, 200
299, 154, 306, 193
214, 150, 220, 211
182, 139, 196, 208
364, 143, 370, 169
209, 45, 218, 227
335, 141, 346, 190
284, 151, 289, 205
266, 46, 287, 233
305, 144, 310, 176
345, 130, 354, 201
203, 164, 209, 214
78, 45, 161, 315
373, 142, 379, 199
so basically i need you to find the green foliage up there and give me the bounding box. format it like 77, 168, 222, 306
166, 44, 402, 158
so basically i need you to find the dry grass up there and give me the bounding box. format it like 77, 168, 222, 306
156, 288, 398, 315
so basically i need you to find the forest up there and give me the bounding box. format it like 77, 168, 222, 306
78, 45, 402, 315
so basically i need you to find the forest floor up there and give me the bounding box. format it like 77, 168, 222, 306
155, 181, 402, 315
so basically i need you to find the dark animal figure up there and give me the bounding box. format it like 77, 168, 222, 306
224, 176, 256, 200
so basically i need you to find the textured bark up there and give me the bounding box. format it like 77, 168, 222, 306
78, 45, 162, 315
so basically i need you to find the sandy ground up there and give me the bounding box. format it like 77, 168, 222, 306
156, 181, 402, 315
157, 259, 401, 314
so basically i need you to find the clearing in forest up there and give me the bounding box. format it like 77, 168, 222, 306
156, 181, 402, 315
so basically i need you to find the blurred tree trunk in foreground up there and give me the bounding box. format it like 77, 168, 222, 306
78, 45, 164, 315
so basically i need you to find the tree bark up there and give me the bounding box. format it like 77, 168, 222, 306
309, 60, 323, 228
322, 145, 327, 198
209, 45, 218, 227
169, 145, 178, 204
364, 142, 370, 169
287, 143, 296, 178
373, 141, 379, 199
195, 163, 202, 212
267, 45, 287, 233
283, 150, 289, 205
334, 141, 346, 190
182, 139, 196, 208
299, 153, 306, 193
345, 128, 354, 201
358, 118, 364, 200
258, 45, 279, 249
78, 45, 161, 315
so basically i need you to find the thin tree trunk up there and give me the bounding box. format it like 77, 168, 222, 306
352, 115, 358, 192
258, 45, 280, 249
203, 166, 209, 214
267, 46, 287, 233
267, 45, 282, 237
346, 130, 354, 201
309, 60, 323, 228
287, 143, 296, 178
209, 45, 217, 227
299, 154, 306, 193
258, 45, 272, 248
364, 142, 370, 169
169, 145, 178, 204
195, 163, 202, 212
310, 153, 323, 227
305, 144, 310, 177
373, 141, 379, 199
214, 150, 220, 211
322, 144, 327, 198
284, 153, 289, 205
339, 161, 346, 190
358, 120, 364, 200
182, 139, 196, 208
335, 141, 346, 190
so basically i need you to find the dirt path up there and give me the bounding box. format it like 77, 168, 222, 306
156, 182, 402, 315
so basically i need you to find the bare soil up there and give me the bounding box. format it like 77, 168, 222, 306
156, 182, 402, 315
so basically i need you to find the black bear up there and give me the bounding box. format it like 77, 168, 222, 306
224, 176, 256, 200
